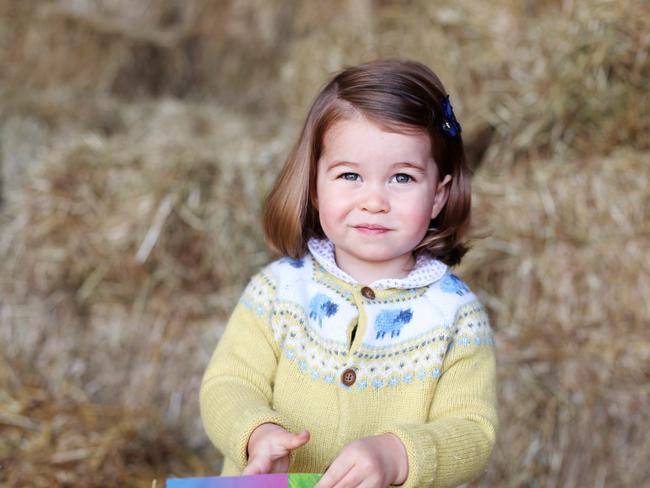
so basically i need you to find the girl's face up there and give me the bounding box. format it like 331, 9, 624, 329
315, 116, 451, 284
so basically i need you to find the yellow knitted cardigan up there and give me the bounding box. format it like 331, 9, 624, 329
200, 241, 497, 488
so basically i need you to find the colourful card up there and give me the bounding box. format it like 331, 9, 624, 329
166, 473, 322, 488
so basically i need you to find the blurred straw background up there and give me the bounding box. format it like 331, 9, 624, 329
0, 0, 648, 486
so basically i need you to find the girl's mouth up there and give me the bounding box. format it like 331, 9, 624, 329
354, 224, 390, 234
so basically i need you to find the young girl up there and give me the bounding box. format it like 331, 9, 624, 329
200, 60, 497, 488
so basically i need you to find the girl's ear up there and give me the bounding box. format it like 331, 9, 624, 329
430, 174, 452, 219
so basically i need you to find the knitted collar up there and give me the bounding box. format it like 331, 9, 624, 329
307, 238, 448, 289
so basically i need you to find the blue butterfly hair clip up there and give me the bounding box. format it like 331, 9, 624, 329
440, 95, 462, 137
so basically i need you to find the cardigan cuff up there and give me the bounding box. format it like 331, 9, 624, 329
375, 425, 437, 488
231, 406, 292, 470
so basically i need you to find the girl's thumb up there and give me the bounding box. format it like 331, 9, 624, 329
285, 430, 310, 449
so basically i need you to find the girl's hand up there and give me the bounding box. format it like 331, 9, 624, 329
242, 423, 310, 475
315, 434, 408, 488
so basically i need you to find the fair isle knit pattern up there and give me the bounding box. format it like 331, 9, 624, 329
246, 250, 491, 391
200, 239, 498, 488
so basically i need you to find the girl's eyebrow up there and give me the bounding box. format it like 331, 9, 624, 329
326, 160, 359, 170
392, 161, 427, 172
326, 160, 426, 171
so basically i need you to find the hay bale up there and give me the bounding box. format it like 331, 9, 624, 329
0, 0, 204, 98
476, 0, 650, 167
0, 356, 218, 487
458, 150, 650, 486
0, 99, 292, 446
4, 0, 645, 163
0, 0, 302, 107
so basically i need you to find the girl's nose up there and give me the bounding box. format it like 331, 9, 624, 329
360, 185, 389, 213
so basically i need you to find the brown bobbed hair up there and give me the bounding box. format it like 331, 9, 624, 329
263, 59, 472, 266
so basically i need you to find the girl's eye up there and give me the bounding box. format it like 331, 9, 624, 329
393, 173, 413, 183
339, 172, 360, 181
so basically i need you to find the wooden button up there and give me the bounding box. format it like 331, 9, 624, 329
360, 286, 375, 299
341, 368, 357, 386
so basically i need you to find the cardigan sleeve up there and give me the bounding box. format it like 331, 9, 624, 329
377, 300, 498, 488
199, 270, 293, 470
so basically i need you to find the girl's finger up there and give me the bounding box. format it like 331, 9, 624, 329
281, 429, 310, 450
314, 460, 354, 488
242, 457, 271, 476
330, 468, 367, 488
241, 463, 260, 476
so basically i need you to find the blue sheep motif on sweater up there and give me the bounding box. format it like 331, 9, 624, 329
375, 309, 413, 339
279, 257, 304, 268
309, 293, 338, 327
440, 273, 470, 296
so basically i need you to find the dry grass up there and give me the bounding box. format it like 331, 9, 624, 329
4, 0, 647, 162
0, 101, 291, 470
459, 150, 650, 486
0, 356, 216, 487
475, 0, 650, 167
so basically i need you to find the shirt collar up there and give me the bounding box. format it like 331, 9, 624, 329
307, 238, 448, 289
